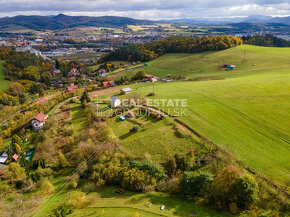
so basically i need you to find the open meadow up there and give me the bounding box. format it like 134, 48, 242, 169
33, 170, 228, 217
109, 113, 209, 162
131, 52, 290, 184
144, 45, 290, 80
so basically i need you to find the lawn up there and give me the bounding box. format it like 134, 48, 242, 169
30, 171, 228, 217
70, 103, 88, 134
109, 113, 208, 162
69, 186, 228, 217
131, 70, 290, 184
0, 60, 9, 91
143, 45, 290, 80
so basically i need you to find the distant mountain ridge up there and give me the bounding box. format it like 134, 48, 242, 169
160, 15, 290, 25
0, 14, 154, 31
0, 14, 289, 31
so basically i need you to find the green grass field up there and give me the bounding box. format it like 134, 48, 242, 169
70, 103, 88, 134
131, 72, 290, 184
122, 45, 290, 184
109, 113, 208, 161
69, 186, 228, 217
32, 169, 227, 217
0, 60, 9, 91
144, 45, 290, 80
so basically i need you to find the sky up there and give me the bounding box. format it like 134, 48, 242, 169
0, 0, 289, 20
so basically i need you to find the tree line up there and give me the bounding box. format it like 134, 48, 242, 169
0, 48, 53, 82
99, 35, 243, 62
0, 48, 53, 107
242, 34, 290, 47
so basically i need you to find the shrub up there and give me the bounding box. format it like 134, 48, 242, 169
130, 125, 140, 133
58, 151, 69, 168
3, 162, 26, 182
67, 191, 87, 208
122, 168, 156, 192
232, 175, 259, 209
164, 156, 177, 177
12, 134, 23, 146
38, 179, 55, 195
67, 174, 79, 189
174, 152, 195, 171
80, 91, 91, 103
156, 176, 181, 194
69, 181, 78, 189
50, 204, 73, 217
21, 178, 35, 193
130, 160, 167, 181
83, 182, 97, 193
180, 171, 213, 196
0, 181, 12, 195
14, 143, 22, 154
147, 92, 155, 96
99, 164, 124, 185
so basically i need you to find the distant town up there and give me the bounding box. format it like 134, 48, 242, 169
1, 19, 289, 61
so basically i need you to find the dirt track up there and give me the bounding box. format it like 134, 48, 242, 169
89, 87, 120, 99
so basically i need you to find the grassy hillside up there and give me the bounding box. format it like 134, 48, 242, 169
144, 45, 290, 79
124, 45, 290, 184
132, 70, 290, 184
109, 114, 208, 161
0, 61, 9, 91
34, 172, 227, 217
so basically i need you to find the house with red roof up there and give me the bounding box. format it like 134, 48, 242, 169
145, 74, 159, 82
65, 83, 78, 93
145, 74, 153, 79
68, 68, 78, 76
31, 112, 48, 130
103, 81, 115, 87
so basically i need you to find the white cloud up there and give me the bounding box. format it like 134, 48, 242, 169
0, 0, 289, 19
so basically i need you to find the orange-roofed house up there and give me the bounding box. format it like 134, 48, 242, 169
103, 81, 115, 87
145, 74, 153, 79
65, 83, 78, 93
31, 112, 48, 130
68, 68, 78, 76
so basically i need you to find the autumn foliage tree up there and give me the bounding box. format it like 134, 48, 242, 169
213, 165, 242, 208
100, 36, 243, 63
3, 163, 26, 182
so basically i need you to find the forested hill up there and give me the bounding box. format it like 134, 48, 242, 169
242, 35, 290, 47
0, 14, 153, 30
99, 36, 243, 62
